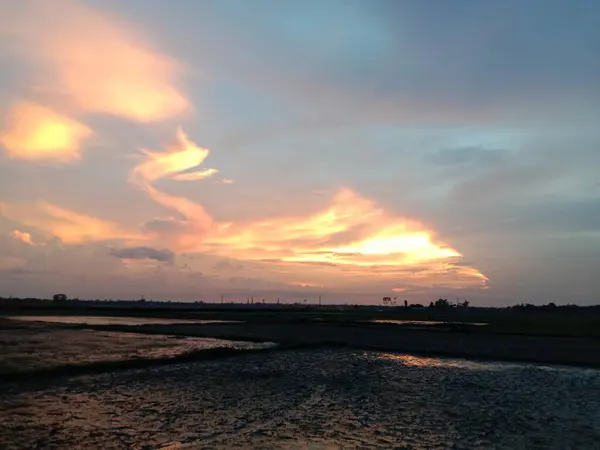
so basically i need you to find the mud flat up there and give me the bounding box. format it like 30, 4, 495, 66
1, 320, 599, 448
1, 349, 599, 449
0, 322, 276, 381
84, 321, 600, 369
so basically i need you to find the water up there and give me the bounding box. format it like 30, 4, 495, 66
5, 315, 240, 326
371, 319, 488, 327
0, 327, 274, 375
2, 349, 598, 449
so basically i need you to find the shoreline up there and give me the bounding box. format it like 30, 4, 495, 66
2, 319, 599, 380
90, 321, 600, 369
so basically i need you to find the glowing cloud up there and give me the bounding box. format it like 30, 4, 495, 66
2, 202, 137, 244
127, 129, 487, 290
131, 130, 216, 187
189, 187, 486, 289
1, 0, 189, 122
9, 230, 34, 245
0, 101, 91, 162
0, 0, 489, 296
171, 168, 219, 181
130, 129, 216, 245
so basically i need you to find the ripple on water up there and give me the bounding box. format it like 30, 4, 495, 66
1, 349, 599, 449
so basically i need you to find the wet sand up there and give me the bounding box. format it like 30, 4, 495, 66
2, 349, 599, 449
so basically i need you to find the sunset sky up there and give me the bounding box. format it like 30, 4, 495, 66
1, 0, 599, 305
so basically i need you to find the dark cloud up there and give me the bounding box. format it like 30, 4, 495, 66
108, 246, 174, 262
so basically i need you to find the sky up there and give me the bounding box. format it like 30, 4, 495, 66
0, 0, 599, 305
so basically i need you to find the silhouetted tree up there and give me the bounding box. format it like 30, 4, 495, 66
433, 298, 451, 308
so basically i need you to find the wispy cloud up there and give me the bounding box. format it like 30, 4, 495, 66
131, 129, 216, 245
171, 168, 219, 181
2, 201, 138, 244
109, 246, 174, 262
126, 129, 486, 290
0, 0, 505, 301
0, 0, 189, 123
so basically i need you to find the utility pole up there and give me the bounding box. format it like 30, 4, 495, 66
319, 295, 322, 307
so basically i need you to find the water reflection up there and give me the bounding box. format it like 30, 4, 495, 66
0, 328, 275, 374
371, 319, 488, 326
5, 315, 241, 326
375, 352, 513, 370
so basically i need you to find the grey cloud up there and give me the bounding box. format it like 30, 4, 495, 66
180, 0, 600, 126
0, 267, 47, 277
109, 246, 175, 262
499, 198, 600, 235
429, 133, 600, 205
427, 146, 508, 167
142, 218, 187, 235
213, 260, 244, 272
450, 163, 558, 203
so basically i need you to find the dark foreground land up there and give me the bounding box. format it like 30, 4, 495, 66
2, 306, 600, 449
112, 320, 600, 369
2, 300, 600, 371
3, 348, 600, 449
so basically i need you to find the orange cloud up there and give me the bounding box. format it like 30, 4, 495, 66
171, 168, 219, 181
130, 130, 216, 188
131, 129, 217, 247
200, 189, 487, 289
288, 281, 323, 288
1, 0, 189, 122
9, 230, 34, 245
203, 188, 455, 267
0, 120, 487, 291
2, 202, 138, 244
0, 101, 92, 162
126, 130, 487, 290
